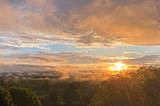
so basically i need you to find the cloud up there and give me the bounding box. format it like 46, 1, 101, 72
75, 0, 160, 46
0, 45, 20, 50
58, 73, 70, 80
45, 65, 111, 81
76, 34, 118, 47
0, 0, 20, 30
1, 54, 160, 81
0, 51, 101, 64
123, 52, 142, 55
32, 0, 160, 46
0, 62, 48, 72
17, 55, 66, 63
0, 0, 159, 48
37, 51, 120, 64
123, 55, 160, 65
0, 61, 111, 81
1, 50, 160, 66
123, 52, 142, 58
0, 31, 72, 50
6, 51, 100, 64
0, 61, 6, 66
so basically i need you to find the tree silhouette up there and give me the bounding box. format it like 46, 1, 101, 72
81, 94, 92, 105
0, 88, 14, 106
9, 86, 41, 106
48, 88, 62, 105
63, 83, 80, 105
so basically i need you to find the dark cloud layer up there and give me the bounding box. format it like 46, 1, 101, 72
0, 51, 160, 81
1, 51, 160, 66
18, 56, 66, 63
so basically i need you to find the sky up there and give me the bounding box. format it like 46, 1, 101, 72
0, 0, 160, 78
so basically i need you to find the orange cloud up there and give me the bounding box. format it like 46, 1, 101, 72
17, 55, 66, 63
75, 0, 160, 46
25, 0, 160, 46
0, 0, 19, 30
1, 0, 160, 47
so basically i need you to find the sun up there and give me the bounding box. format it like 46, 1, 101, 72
109, 62, 127, 71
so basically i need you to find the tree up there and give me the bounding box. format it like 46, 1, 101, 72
48, 88, 63, 105
90, 72, 146, 106
140, 66, 160, 106
63, 83, 80, 105
9, 86, 41, 106
81, 94, 92, 105
43, 80, 50, 90
89, 85, 108, 106
0, 88, 14, 106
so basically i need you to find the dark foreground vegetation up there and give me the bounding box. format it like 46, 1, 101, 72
1, 65, 160, 106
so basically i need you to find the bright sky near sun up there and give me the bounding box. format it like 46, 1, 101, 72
0, 0, 160, 75
109, 62, 127, 71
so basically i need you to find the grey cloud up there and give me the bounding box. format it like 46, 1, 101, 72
0, 63, 50, 72
0, 51, 67, 63
123, 55, 160, 65
18, 56, 66, 63
2, 51, 160, 65
0, 62, 111, 82
38, 52, 100, 64
98, 54, 160, 65
112, 0, 147, 6
7, 0, 26, 8
54, 0, 91, 14
76, 34, 119, 46
0, 31, 72, 49
155, 0, 160, 14
0, 45, 20, 50
1, 51, 101, 64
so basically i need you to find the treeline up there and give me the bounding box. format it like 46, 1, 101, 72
0, 83, 92, 106
41, 83, 92, 105
0, 79, 93, 95
1, 65, 160, 106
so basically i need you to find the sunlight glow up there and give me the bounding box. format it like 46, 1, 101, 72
109, 62, 127, 71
